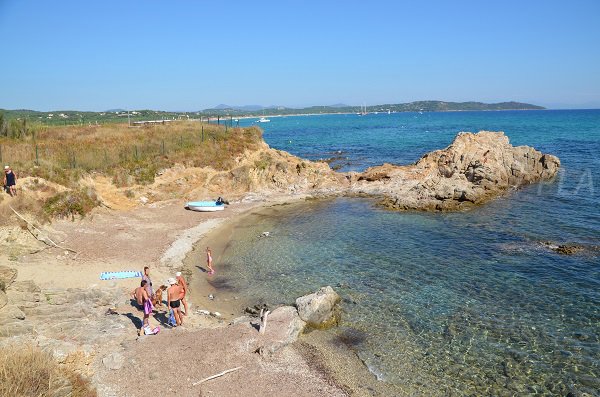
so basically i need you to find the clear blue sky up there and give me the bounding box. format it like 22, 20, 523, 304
1, 0, 599, 111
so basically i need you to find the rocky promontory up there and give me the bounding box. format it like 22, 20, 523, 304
348, 131, 560, 211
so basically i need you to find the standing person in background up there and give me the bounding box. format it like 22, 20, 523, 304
175, 271, 189, 316
142, 266, 154, 300
3, 165, 17, 196
206, 247, 214, 275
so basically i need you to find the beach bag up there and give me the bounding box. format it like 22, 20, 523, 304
144, 325, 160, 335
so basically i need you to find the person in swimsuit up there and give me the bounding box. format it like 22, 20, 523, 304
206, 247, 214, 275
132, 280, 157, 335
3, 165, 17, 196
167, 278, 183, 326
175, 271, 189, 316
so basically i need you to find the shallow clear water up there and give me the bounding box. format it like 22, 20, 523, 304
226, 110, 600, 395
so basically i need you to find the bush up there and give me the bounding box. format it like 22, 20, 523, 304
43, 188, 100, 220
0, 344, 96, 397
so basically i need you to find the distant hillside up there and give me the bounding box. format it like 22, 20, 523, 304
0, 101, 544, 126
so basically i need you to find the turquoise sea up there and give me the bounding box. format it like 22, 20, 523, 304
226, 110, 600, 395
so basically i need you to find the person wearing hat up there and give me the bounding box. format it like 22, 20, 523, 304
3, 165, 17, 196
167, 277, 183, 326
175, 271, 189, 316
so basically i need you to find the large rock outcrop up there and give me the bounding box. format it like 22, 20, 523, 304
351, 131, 560, 211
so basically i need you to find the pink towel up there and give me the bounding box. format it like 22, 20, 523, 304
144, 299, 154, 315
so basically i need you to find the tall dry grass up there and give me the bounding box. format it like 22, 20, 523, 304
0, 121, 263, 187
0, 344, 96, 397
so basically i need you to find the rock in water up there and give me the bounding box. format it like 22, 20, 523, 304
353, 131, 560, 211
295, 286, 341, 328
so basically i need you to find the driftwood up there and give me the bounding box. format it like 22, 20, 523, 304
9, 206, 78, 254
192, 366, 243, 386
259, 308, 270, 335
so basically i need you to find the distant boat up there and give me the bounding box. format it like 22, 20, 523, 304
358, 103, 368, 116
256, 117, 270, 123
186, 201, 225, 212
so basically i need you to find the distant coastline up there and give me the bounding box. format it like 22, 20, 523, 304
1, 100, 545, 126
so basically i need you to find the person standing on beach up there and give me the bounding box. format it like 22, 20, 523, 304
142, 266, 154, 300
206, 247, 214, 275
132, 280, 158, 335
3, 165, 17, 196
167, 277, 183, 326
175, 271, 189, 316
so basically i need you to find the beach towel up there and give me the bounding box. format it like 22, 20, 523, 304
144, 299, 154, 315
168, 309, 177, 327
100, 270, 142, 280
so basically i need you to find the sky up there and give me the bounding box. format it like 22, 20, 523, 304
0, 0, 599, 111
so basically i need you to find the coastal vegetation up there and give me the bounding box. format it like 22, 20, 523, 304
0, 121, 263, 220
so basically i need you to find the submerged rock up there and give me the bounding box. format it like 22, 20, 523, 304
295, 286, 341, 328
542, 242, 585, 255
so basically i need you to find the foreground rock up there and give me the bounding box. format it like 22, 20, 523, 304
296, 286, 341, 328
350, 131, 560, 211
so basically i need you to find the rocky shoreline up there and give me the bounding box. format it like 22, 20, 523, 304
0, 130, 561, 396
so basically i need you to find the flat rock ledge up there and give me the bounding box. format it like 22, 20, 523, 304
348, 131, 560, 211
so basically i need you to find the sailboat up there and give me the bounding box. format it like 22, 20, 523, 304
358, 103, 368, 116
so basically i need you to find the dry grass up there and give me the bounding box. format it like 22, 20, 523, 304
1, 121, 263, 187
0, 121, 263, 219
0, 344, 96, 397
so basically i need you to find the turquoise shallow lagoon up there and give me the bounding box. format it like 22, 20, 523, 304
223, 110, 600, 395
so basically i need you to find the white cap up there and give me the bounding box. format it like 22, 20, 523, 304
4, 165, 9, 170
167, 277, 176, 285
176, 271, 182, 277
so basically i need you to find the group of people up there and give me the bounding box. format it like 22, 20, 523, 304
131, 248, 214, 335
132, 266, 189, 335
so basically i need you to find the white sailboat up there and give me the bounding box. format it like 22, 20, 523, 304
358, 103, 368, 116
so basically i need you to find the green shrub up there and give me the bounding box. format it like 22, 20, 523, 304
43, 188, 100, 220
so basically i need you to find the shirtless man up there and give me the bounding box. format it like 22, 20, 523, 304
175, 271, 189, 316
132, 280, 154, 335
167, 278, 183, 326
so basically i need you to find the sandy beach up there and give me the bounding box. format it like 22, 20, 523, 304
0, 192, 390, 396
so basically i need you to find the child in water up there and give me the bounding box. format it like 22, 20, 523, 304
206, 247, 214, 275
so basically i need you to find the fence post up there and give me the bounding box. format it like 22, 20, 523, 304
180, 135, 183, 147
201, 125, 204, 142
217, 116, 220, 126
134, 145, 138, 160
161, 140, 165, 155
35, 144, 39, 165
